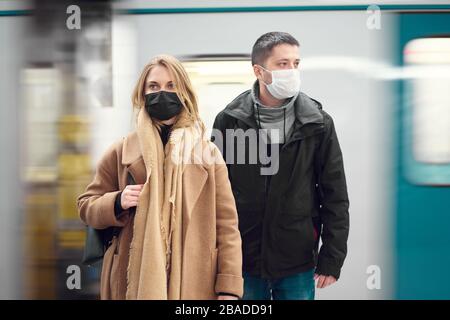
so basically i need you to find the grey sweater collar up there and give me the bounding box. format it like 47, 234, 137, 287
250, 81, 298, 143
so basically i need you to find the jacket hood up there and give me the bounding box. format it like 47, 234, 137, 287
223, 82, 324, 129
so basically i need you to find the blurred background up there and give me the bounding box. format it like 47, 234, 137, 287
0, 0, 449, 299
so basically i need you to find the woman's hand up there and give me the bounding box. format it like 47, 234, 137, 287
121, 184, 144, 210
217, 295, 239, 300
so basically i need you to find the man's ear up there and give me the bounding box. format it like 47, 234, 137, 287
253, 65, 263, 80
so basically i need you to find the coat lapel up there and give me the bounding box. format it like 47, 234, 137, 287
182, 164, 208, 228
121, 132, 147, 185
127, 158, 147, 185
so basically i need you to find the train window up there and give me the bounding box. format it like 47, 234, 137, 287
405, 38, 450, 164
182, 59, 254, 136
403, 38, 450, 185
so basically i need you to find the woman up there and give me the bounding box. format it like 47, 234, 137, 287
77, 55, 243, 300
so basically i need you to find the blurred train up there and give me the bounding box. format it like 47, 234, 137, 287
0, 0, 449, 299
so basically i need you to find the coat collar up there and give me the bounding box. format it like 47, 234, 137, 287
121, 131, 146, 185
223, 82, 324, 131
122, 131, 141, 166
121, 123, 205, 166
222, 85, 326, 145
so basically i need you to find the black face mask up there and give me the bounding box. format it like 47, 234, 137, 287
144, 91, 183, 121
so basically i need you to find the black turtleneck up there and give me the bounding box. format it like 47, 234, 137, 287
159, 124, 173, 147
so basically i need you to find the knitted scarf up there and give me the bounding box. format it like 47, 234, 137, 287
126, 109, 202, 299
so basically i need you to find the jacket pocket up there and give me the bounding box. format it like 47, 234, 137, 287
283, 206, 319, 223
109, 253, 120, 300
277, 214, 316, 260
100, 236, 117, 300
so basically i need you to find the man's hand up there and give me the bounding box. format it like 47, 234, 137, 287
314, 274, 337, 289
217, 295, 239, 300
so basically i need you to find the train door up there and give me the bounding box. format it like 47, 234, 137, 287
395, 13, 450, 299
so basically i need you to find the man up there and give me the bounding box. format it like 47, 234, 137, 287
212, 32, 349, 300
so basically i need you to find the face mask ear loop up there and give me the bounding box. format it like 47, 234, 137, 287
258, 65, 271, 87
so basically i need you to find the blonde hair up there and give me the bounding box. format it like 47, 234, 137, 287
131, 54, 204, 132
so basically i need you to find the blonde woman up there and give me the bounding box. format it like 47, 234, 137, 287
77, 55, 243, 300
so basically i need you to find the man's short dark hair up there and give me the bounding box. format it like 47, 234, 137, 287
251, 31, 299, 66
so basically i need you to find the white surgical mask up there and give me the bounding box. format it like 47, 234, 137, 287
259, 66, 301, 100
